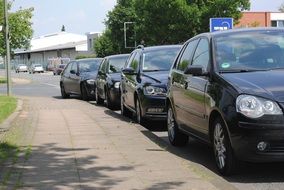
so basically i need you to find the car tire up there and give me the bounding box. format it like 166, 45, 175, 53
95, 87, 104, 105
81, 83, 89, 101
213, 117, 238, 176
167, 105, 188, 146
60, 83, 70, 99
135, 98, 145, 125
121, 95, 131, 117
106, 90, 115, 110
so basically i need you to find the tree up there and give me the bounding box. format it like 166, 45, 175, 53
94, 30, 116, 57
279, 3, 284, 12
99, 0, 250, 55
0, 1, 33, 56
61, 25, 65, 32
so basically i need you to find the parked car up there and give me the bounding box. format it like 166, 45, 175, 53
29, 64, 44, 74
96, 54, 129, 110
15, 64, 28, 73
60, 58, 103, 101
167, 27, 284, 176
53, 64, 66, 75
120, 45, 181, 124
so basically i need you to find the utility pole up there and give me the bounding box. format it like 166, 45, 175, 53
4, 0, 11, 96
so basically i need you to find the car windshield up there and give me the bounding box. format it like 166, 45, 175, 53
142, 47, 180, 72
79, 59, 102, 72
214, 30, 284, 72
108, 56, 128, 73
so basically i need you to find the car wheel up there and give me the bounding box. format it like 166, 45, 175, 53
106, 90, 115, 110
121, 95, 131, 117
135, 98, 145, 124
213, 117, 238, 176
60, 83, 70, 99
95, 87, 104, 105
167, 105, 188, 146
81, 84, 89, 101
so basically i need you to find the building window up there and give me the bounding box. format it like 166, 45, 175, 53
271, 21, 277, 27
271, 20, 284, 27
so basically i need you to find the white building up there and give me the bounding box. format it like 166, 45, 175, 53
13, 32, 89, 70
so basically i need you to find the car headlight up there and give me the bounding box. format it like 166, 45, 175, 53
114, 82, 120, 89
144, 86, 166, 96
86, 79, 95, 85
236, 95, 283, 118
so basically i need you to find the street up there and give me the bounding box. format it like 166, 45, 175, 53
1, 69, 284, 189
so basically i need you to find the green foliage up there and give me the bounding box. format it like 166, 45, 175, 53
75, 54, 97, 59
0, 77, 6, 84
279, 3, 284, 12
95, 0, 250, 56
0, 2, 33, 56
0, 95, 16, 124
94, 30, 117, 57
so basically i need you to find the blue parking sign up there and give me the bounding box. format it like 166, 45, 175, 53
210, 18, 234, 32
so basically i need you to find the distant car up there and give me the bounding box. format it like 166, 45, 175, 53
95, 54, 129, 110
60, 58, 103, 101
15, 64, 28, 73
120, 45, 181, 124
53, 64, 66, 75
29, 64, 44, 74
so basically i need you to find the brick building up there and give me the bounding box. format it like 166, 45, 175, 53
236, 12, 284, 28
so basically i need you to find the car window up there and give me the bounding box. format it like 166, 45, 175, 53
63, 62, 72, 76
126, 52, 136, 68
79, 59, 101, 72
143, 47, 180, 72
192, 38, 209, 70
71, 62, 78, 73
177, 39, 199, 71
215, 31, 284, 71
130, 52, 140, 71
109, 56, 128, 73
99, 59, 107, 73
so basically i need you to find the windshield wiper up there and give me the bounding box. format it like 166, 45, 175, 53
219, 69, 266, 73
143, 69, 160, 72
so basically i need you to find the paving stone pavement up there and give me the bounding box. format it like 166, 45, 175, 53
2, 96, 237, 190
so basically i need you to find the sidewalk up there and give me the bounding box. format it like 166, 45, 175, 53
1, 97, 237, 189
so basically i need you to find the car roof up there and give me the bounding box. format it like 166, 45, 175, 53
76, 58, 103, 62
196, 27, 284, 38
140, 45, 182, 53
105, 54, 130, 59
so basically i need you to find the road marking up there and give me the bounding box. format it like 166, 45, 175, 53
42, 83, 60, 89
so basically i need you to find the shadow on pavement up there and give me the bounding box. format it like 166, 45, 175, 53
101, 108, 284, 186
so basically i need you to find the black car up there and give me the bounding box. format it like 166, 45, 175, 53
96, 54, 129, 109
60, 58, 103, 100
121, 45, 181, 124
167, 28, 284, 175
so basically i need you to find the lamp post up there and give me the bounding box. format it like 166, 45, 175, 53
4, 0, 11, 96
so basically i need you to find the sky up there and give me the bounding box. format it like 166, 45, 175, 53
11, 0, 284, 38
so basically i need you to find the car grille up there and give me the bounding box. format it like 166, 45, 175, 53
268, 142, 284, 153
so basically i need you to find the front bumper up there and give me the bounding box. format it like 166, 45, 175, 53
109, 87, 121, 106
140, 95, 167, 121
231, 119, 284, 162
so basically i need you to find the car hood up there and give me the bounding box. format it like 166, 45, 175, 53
108, 72, 121, 82
141, 70, 169, 85
81, 71, 98, 81
221, 70, 284, 102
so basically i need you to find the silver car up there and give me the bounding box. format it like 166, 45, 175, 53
15, 64, 28, 73
29, 64, 44, 74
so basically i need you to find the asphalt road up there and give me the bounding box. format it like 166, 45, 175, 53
1, 69, 284, 190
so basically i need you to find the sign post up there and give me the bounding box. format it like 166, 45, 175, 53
210, 18, 234, 32
4, 0, 11, 96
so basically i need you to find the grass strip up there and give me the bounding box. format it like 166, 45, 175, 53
0, 77, 6, 84
0, 96, 17, 124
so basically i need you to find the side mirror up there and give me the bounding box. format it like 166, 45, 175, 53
184, 65, 208, 76
122, 67, 136, 75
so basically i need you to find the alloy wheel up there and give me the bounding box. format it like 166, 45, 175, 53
214, 122, 227, 170
167, 107, 175, 142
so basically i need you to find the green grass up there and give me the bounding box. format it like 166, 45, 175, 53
0, 96, 17, 124
0, 77, 6, 84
